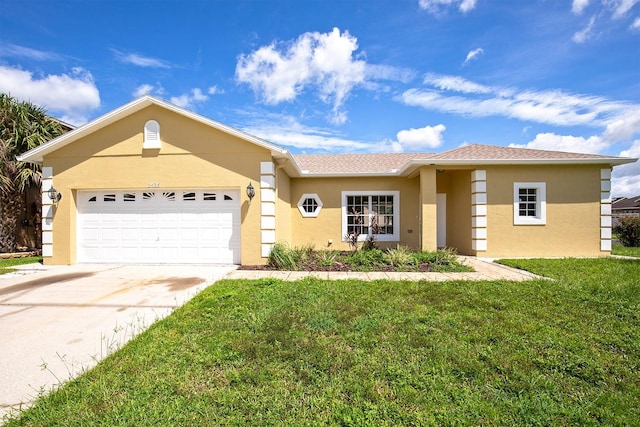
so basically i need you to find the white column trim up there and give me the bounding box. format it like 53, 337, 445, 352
600, 168, 612, 252
260, 161, 276, 258
471, 169, 487, 252
41, 166, 54, 258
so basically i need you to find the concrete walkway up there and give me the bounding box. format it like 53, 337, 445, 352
225, 256, 542, 281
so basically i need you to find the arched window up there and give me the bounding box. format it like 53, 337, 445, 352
143, 120, 161, 149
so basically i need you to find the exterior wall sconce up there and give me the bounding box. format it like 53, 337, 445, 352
246, 182, 255, 201
48, 187, 62, 204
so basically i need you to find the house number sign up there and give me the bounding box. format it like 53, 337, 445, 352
148, 182, 160, 188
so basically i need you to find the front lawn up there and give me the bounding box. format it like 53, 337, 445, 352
0, 256, 42, 275
5, 258, 639, 425
612, 242, 640, 258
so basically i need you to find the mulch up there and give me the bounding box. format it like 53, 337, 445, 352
238, 251, 437, 272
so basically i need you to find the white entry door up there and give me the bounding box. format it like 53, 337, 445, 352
77, 190, 240, 264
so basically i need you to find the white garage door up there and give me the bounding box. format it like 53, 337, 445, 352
77, 190, 240, 264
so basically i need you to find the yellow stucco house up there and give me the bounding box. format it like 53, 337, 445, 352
18, 96, 637, 265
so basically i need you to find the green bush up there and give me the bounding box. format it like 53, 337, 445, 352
345, 248, 386, 268
614, 217, 640, 247
267, 242, 300, 270
384, 245, 415, 267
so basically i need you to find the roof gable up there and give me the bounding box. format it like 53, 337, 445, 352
18, 96, 289, 163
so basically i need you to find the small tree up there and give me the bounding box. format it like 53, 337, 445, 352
0, 93, 67, 251
614, 217, 640, 247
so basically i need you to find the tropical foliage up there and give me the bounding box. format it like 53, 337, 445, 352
0, 93, 67, 252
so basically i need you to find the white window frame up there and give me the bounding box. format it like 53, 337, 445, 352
341, 191, 400, 241
297, 193, 323, 218
513, 182, 546, 225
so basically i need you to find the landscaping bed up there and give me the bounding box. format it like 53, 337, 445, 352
239, 244, 473, 272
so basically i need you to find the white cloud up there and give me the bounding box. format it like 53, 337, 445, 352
236, 28, 378, 125
132, 82, 165, 98
509, 132, 608, 154
401, 75, 639, 132
241, 113, 371, 152
612, 140, 640, 196
423, 73, 490, 94
396, 124, 446, 150
0, 43, 62, 61
208, 85, 224, 95
0, 65, 100, 124
610, 0, 639, 19
602, 109, 640, 142
418, 0, 477, 14
571, 0, 639, 43
170, 88, 209, 109
463, 48, 484, 65
111, 49, 172, 68
572, 0, 590, 14
572, 15, 596, 43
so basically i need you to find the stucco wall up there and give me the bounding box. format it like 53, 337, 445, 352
483, 165, 604, 257
436, 170, 473, 255
289, 176, 421, 251
43, 105, 270, 265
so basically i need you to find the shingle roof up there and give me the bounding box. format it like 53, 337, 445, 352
291, 144, 634, 175
433, 144, 616, 160
612, 196, 640, 210
292, 153, 435, 175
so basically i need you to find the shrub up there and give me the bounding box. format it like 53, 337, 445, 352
384, 245, 415, 267
316, 250, 339, 267
267, 242, 300, 270
345, 248, 386, 269
413, 247, 459, 266
614, 217, 640, 247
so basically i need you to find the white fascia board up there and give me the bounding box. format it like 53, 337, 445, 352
398, 157, 638, 175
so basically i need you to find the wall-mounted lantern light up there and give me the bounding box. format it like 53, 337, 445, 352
48, 187, 62, 204
246, 182, 255, 201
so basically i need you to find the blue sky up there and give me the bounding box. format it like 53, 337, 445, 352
1, 0, 639, 195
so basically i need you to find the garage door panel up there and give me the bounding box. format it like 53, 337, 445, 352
78, 190, 240, 264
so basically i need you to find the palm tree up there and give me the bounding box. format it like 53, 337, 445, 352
0, 93, 68, 252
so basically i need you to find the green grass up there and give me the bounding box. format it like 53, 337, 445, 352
0, 256, 42, 275
612, 242, 640, 257
5, 258, 639, 426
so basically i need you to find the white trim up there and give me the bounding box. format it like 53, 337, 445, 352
600, 168, 612, 252
341, 190, 400, 242
261, 203, 275, 216
471, 170, 486, 181
260, 162, 276, 175
471, 169, 487, 252
261, 244, 274, 258
472, 240, 487, 251
297, 193, 323, 218
260, 175, 275, 189
260, 161, 277, 257
41, 171, 54, 258
261, 188, 275, 203
513, 182, 546, 225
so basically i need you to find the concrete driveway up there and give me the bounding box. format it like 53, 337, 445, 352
0, 263, 236, 420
